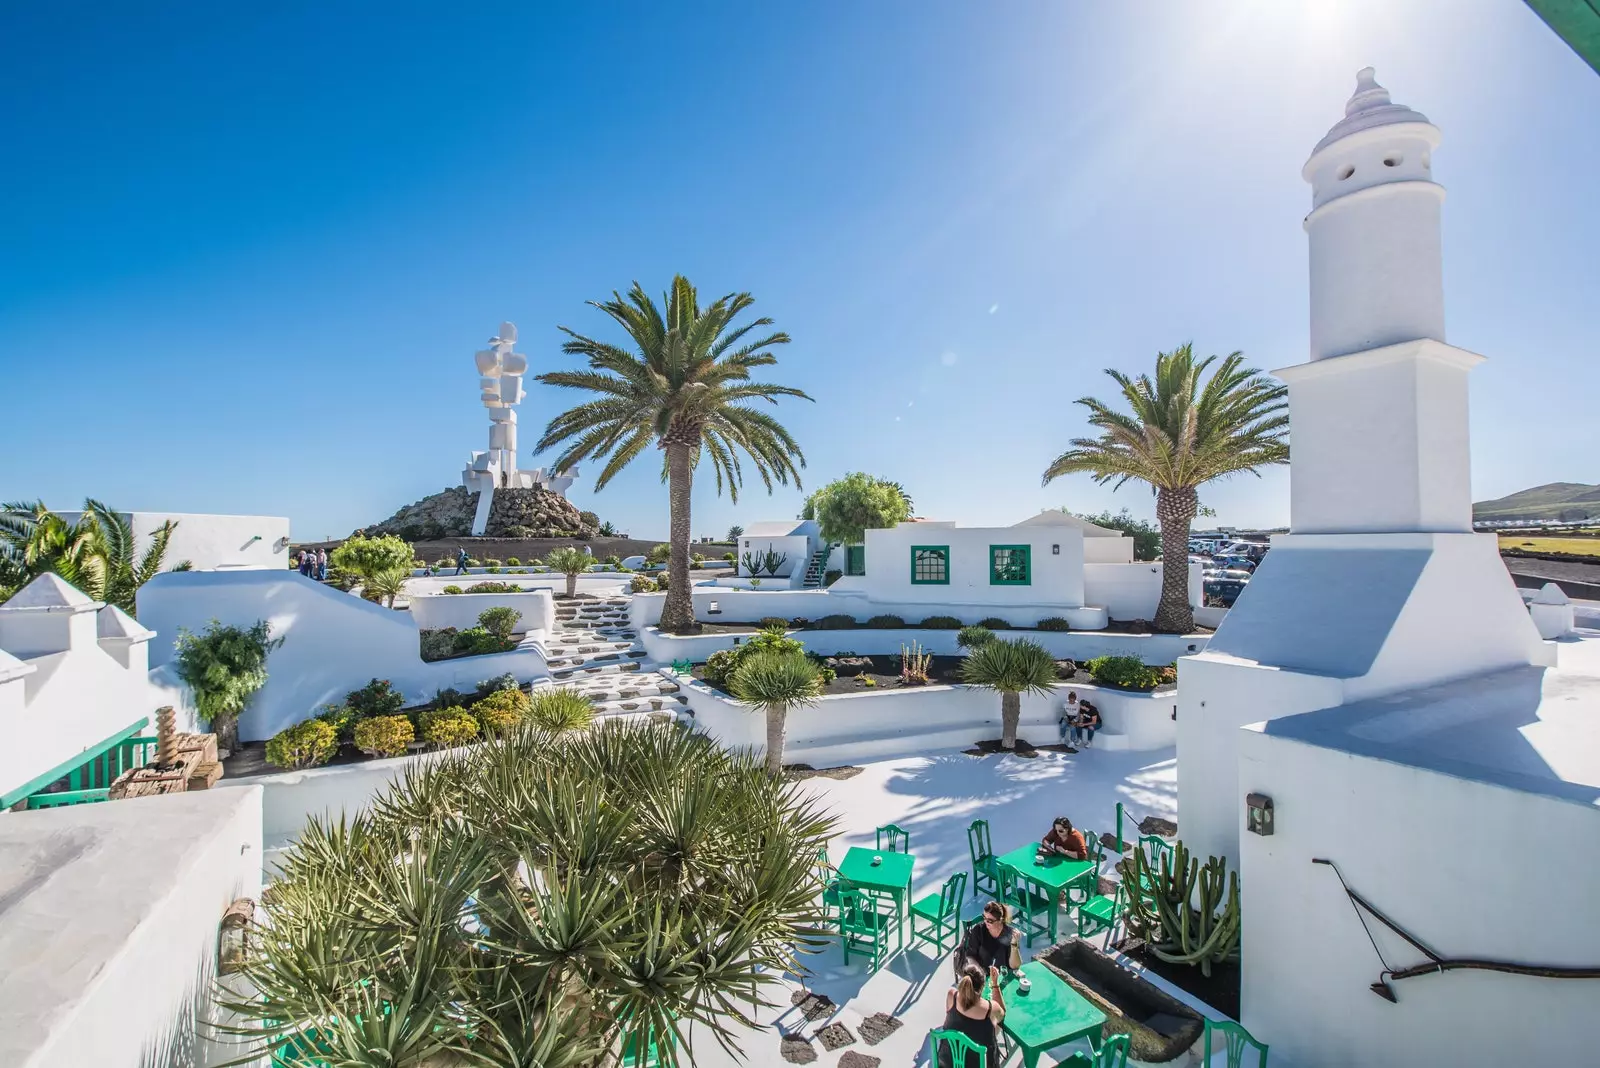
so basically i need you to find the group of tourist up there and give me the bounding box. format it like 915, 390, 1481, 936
1057, 691, 1101, 751
938, 815, 1089, 1067
295, 547, 328, 581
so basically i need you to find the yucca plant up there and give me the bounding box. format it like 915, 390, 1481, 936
526, 687, 596, 732
543, 546, 596, 598
729, 647, 820, 776
536, 277, 810, 634
215, 721, 837, 1067
1042, 344, 1288, 632
960, 637, 1058, 750
363, 565, 411, 609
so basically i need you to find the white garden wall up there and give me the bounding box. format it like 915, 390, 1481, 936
57, 510, 290, 572
1084, 562, 1202, 621
683, 676, 1176, 766
1237, 728, 1600, 1067
632, 589, 1112, 632
409, 588, 555, 635
735, 534, 810, 580
139, 570, 549, 741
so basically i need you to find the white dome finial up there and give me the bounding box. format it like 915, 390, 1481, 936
1346, 67, 1391, 115
1310, 66, 1431, 156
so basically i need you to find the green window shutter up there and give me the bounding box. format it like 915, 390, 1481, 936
990, 545, 1031, 585
910, 545, 950, 584
846, 545, 867, 576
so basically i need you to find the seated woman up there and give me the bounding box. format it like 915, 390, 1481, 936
1057, 692, 1080, 745
1040, 815, 1088, 860
936, 962, 1006, 1068
954, 899, 1021, 979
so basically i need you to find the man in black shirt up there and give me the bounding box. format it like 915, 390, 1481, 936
954, 899, 1021, 978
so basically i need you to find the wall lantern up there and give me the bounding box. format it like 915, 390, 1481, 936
1245, 792, 1275, 836
1052, 544, 1060, 555
708, 600, 722, 615
273, 536, 291, 552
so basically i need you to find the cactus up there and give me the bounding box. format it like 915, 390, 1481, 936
761, 545, 789, 576
1120, 838, 1240, 977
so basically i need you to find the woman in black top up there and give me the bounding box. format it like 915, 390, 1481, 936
954, 899, 1021, 979
937, 962, 1006, 1068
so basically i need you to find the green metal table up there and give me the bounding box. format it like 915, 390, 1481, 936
837, 846, 915, 951
995, 959, 1106, 1068
995, 844, 1096, 942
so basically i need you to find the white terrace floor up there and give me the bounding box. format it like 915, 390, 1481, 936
687, 745, 1181, 1068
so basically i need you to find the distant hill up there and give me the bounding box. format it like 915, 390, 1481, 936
1473, 482, 1600, 522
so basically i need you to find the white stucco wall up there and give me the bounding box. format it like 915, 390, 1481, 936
1084, 562, 1202, 620
0, 787, 264, 1068
843, 522, 1088, 608
139, 570, 549, 741
736, 534, 811, 580
1082, 536, 1135, 564
57, 511, 291, 572
408, 588, 555, 635
632, 589, 1112, 632
1237, 728, 1600, 1067
684, 677, 1176, 765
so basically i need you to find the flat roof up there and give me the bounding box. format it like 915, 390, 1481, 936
1252, 631, 1600, 806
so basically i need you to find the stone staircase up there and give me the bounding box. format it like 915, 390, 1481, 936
541, 596, 689, 723
801, 545, 833, 588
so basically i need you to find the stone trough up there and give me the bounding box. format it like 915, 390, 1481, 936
1037, 938, 1203, 1063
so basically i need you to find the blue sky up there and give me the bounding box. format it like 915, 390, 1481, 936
2, 2, 1595, 541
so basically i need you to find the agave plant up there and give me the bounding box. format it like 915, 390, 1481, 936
0, 499, 175, 614
216, 721, 836, 1067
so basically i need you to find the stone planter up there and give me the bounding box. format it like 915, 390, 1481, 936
1038, 938, 1203, 1063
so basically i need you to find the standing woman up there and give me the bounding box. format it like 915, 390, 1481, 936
937, 962, 1005, 1068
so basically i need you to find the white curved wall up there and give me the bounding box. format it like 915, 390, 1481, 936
138, 571, 549, 741
409, 589, 554, 634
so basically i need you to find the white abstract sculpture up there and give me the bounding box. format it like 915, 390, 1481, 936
461, 323, 579, 534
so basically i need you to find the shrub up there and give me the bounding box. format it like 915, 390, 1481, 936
604, 555, 622, 567
702, 648, 742, 690
472, 688, 530, 736
758, 617, 791, 630
345, 678, 405, 719
433, 687, 468, 709
330, 534, 415, 588
654, 572, 670, 592
1085, 655, 1164, 691
815, 614, 858, 630
265, 719, 338, 769
691, 553, 706, 568
807, 652, 837, 685
790, 617, 811, 628
477, 673, 519, 696
352, 714, 414, 757
1159, 663, 1178, 685
478, 606, 522, 641
823, 569, 843, 587
420, 707, 480, 749
465, 581, 522, 594
485, 558, 503, 568
315, 702, 357, 742
441, 584, 464, 595
866, 614, 906, 628
919, 615, 962, 629
506, 556, 522, 566
434, 557, 451, 569
419, 628, 459, 662
485, 566, 501, 574
412, 559, 428, 571
957, 625, 995, 650
701, 626, 805, 691
977, 617, 1011, 630
173, 618, 283, 753
630, 573, 655, 594
1035, 617, 1073, 631
526, 689, 596, 732
454, 626, 513, 656
723, 552, 736, 562
465, 557, 481, 567
647, 543, 672, 565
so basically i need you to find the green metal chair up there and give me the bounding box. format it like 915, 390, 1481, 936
1202, 1019, 1269, 1067
928, 1027, 988, 1068
817, 847, 845, 925
876, 823, 911, 853
967, 819, 1000, 898
998, 864, 1055, 947
619, 1011, 682, 1068
1065, 829, 1106, 908
1076, 882, 1123, 946
910, 871, 968, 954
838, 884, 896, 970
1061, 1032, 1131, 1068
1134, 834, 1172, 903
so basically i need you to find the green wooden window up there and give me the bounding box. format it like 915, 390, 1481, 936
910, 545, 950, 584
846, 545, 866, 576
990, 544, 1031, 585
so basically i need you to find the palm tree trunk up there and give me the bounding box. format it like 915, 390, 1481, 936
566, 570, 578, 597
215, 712, 239, 756
1155, 486, 1198, 633
765, 702, 788, 777
659, 441, 696, 634
1001, 692, 1020, 750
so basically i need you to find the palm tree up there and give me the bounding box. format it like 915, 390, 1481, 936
1042, 344, 1288, 633
0, 499, 175, 614
216, 720, 836, 1068
960, 638, 1059, 750
543, 545, 596, 598
727, 524, 745, 542
363, 565, 410, 609
536, 277, 811, 634
729, 647, 821, 776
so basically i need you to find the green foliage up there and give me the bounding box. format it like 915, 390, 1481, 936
545, 546, 596, 575
806, 652, 836, 685
730, 648, 820, 705
919, 615, 962, 629
217, 721, 836, 1068
0, 498, 177, 613
866, 614, 906, 628
957, 625, 995, 649
418, 629, 457, 661
330, 534, 415, 586
433, 687, 467, 709
702, 625, 804, 691
654, 571, 670, 592
314, 703, 357, 743
1035, 617, 1073, 631
823, 568, 842, 587
647, 542, 673, 565
434, 557, 451, 568
758, 616, 791, 630
603, 554, 621, 567
477, 606, 522, 641
471, 687, 530, 736
598, 520, 618, 537
960, 637, 1058, 695
351, 714, 414, 757
476, 673, 520, 696
344, 678, 405, 719
1073, 508, 1162, 561
1120, 839, 1240, 977
506, 557, 522, 566
899, 641, 932, 685
977, 617, 1011, 629
485, 558, 503, 568
723, 551, 737, 562
526, 688, 596, 732
362, 565, 410, 608
420, 706, 480, 749
265, 719, 338, 770
173, 619, 283, 729
439, 581, 523, 595
1085, 655, 1164, 690
441, 584, 463, 594
727, 524, 745, 541
801, 473, 914, 545
815, 613, 858, 630
629, 573, 655, 594
453, 627, 516, 657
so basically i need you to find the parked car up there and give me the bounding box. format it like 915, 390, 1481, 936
1214, 555, 1257, 572
1204, 577, 1248, 607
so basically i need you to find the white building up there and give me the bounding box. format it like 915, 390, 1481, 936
53, 510, 291, 572
1178, 69, 1596, 1066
